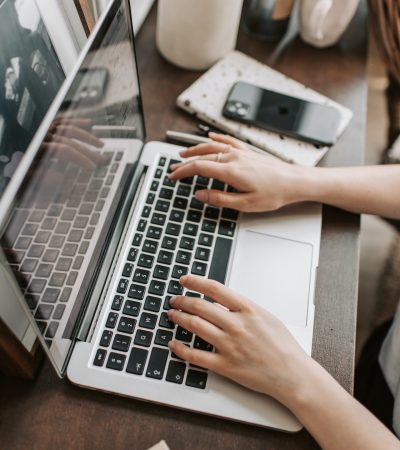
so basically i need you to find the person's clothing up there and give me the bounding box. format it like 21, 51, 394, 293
379, 302, 400, 437
355, 320, 395, 432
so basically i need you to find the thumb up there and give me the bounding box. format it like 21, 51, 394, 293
195, 189, 246, 210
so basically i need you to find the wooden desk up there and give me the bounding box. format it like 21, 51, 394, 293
0, 4, 367, 450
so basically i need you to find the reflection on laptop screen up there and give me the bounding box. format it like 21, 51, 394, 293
0, 0, 145, 375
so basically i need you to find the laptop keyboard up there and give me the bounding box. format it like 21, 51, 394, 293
93, 155, 239, 390
2, 150, 123, 347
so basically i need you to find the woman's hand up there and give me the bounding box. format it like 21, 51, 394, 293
169, 132, 310, 213
168, 274, 314, 408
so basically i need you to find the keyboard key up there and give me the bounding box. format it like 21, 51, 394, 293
180, 177, 193, 185
55, 258, 73, 272
159, 311, 176, 329
186, 370, 208, 389
106, 312, 118, 329
202, 220, 217, 233
35, 231, 50, 244
144, 296, 161, 312
218, 220, 236, 237
133, 268, 150, 284
186, 291, 201, 297
128, 284, 145, 300
22, 223, 38, 236
150, 180, 159, 191
146, 193, 155, 205
168, 159, 180, 172
194, 336, 213, 352
112, 334, 131, 352
139, 312, 158, 329
159, 156, 167, 167
67, 230, 82, 244
134, 330, 153, 347
163, 296, 172, 310
111, 295, 124, 311
137, 219, 147, 232
177, 184, 191, 197
199, 233, 213, 247
195, 247, 210, 261
205, 207, 219, 220
183, 223, 198, 236
211, 179, 225, 190
187, 210, 201, 223
159, 188, 173, 200
60, 287, 72, 302
180, 237, 195, 251
151, 213, 166, 226
142, 206, 151, 218
191, 261, 207, 276
176, 251, 191, 265
117, 278, 129, 294
26, 294, 39, 310
61, 209, 76, 221
176, 326, 193, 342
172, 265, 188, 279
208, 237, 232, 285
123, 300, 141, 317
127, 247, 138, 262
106, 352, 126, 371
132, 233, 143, 246
153, 265, 170, 280
117, 316, 136, 334
122, 263, 134, 277
155, 200, 170, 213
43, 249, 59, 262
53, 304, 66, 320
155, 329, 173, 347
161, 236, 177, 250
126, 347, 148, 374
55, 222, 71, 235
143, 239, 158, 254
165, 223, 181, 236
157, 250, 173, 265
169, 209, 184, 223
138, 253, 154, 269
221, 208, 239, 221
148, 280, 166, 296
62, 244, 77, 257
93, 349, 107, 367
74, 215, 88, 229
42, 288, 60, 303
21, 258, 38, 273
100, 330, 113, 347
173, 197, 188, 210
146, 347, 169, 379
84, 227, 95, 240
190, 198, 204, 210
49, 272, 66, 287
34, 304, 53, 320
163, 176, 176, 188
29, 210, 45, 222
147, 226, 162, 240
15, 237, 31, 250
28, 245, 44, 258
166, 360, 186, 384
154, 168, 163, 179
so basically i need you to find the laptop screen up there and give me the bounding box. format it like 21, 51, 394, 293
0, 0, 145, 375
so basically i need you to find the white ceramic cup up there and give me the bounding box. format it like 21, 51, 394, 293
156, 0, 244, 70
300, 0, 359, 48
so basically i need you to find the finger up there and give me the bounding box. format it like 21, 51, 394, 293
171, 152, 233, 173
180, 275, 246, 311
55, 124, 104, 148
195, 189, 247, 210
168, 340, 221, 371
167, 309, 225, 347
208, 132, 248, 150
168, 159, 232, 183
42, 142, 96, 169
169, 294, 233, 330
179, 142, 231, 159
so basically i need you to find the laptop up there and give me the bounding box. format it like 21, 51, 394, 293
0, 0, 321, 432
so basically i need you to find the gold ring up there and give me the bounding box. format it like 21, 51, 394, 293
216, 152, 223, 163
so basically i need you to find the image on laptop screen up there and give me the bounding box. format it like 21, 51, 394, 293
0, 0, 146, 375
0, 0, 65, 196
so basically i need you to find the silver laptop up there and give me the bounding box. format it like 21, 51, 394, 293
0, 0, 321, 432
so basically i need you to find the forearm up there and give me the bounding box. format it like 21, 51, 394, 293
294, 165, 400, 219
282, 359, 400, 450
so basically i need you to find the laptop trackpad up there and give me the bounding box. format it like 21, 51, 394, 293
229, 231, 313, 327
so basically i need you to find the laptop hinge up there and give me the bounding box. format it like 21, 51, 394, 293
75, 163, 147, 342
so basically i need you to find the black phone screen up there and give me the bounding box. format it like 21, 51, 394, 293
223, 81, 342, 146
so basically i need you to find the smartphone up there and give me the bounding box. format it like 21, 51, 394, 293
222, 81, 342, 146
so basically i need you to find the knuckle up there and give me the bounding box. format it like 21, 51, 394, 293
207, 279, 222, 299
188, 315, 201, 332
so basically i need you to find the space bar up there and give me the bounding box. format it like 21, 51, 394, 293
208, 237, 233, 284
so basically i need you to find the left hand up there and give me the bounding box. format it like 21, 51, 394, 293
168, 275, 313, 408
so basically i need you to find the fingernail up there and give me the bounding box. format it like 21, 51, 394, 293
169, 296, 177, 305
179, 275, 188, 284
168, 340, 176, 350
195, 190, 208, 202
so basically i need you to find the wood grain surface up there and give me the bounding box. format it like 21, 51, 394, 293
0, 2, 367, 449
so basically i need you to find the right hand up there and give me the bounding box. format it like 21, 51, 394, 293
169, 132, 308, 213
